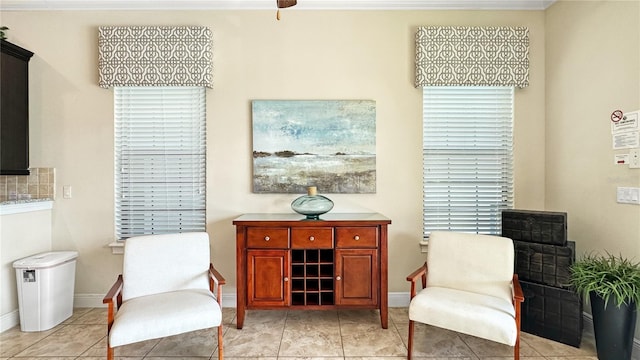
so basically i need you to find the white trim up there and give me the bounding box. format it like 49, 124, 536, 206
108, 241, 124, 255
73, 293, 107, 308
582, 312, 593, 336
0, 200, 52, 215
0, 0, 556, 11
73, 290, 238, 309
0, 310, 20, 332
420, 239, 429, 253
222, 291, 237, 309
388, 291, 411, 307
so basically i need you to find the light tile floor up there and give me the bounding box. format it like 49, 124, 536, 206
0, 307, 597, 360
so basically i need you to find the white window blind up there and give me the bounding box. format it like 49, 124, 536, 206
423, 86, 513, 238
115, 87, 206, 239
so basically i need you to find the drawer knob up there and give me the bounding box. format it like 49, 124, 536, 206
284, 277, 289, 282
309, 236, 315, 241
336, 276, 342, 281
354, 235, 360, 241
264, 236, 270, 241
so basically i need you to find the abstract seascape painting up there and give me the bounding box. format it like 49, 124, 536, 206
252, 100, 376, 194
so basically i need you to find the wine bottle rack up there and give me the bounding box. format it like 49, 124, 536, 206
291, 249, 334, 306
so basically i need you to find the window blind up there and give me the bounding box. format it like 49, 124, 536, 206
423, 86, 513, 238
115, 87, 206, 239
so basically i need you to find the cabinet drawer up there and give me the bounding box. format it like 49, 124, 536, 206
247, 228, 290, 248
336, 227, 378, 248
291, 228, 334, 249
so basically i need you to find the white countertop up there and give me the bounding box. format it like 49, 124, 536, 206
0, 199, 54, 215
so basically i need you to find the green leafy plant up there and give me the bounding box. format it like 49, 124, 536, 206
570, 252, 640, 310
0, 26, 8, 40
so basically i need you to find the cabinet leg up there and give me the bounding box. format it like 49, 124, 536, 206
380, 306, 388, 329
237, 306, 245, 329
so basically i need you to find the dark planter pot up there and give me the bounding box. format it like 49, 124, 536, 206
590, 292, 637, 360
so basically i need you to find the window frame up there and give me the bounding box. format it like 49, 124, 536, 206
114, 86, 207, 240
422, 86, 514, 238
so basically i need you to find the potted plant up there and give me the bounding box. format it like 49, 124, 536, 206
570, 252, 640, 360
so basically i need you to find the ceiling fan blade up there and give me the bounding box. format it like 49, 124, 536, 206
277, 0, 297, 8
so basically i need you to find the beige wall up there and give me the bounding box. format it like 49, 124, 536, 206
0, 210, 52, 323
0, 10, 546, 306
545, 0, 640, 334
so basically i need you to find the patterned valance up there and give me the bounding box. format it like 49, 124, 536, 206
415, 26, 529, 88
98, 26, 213, 88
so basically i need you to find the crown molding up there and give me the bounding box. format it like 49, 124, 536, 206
0, 0, 556, 11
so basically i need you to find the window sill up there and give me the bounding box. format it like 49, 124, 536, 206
108, 241, 124, 254
420, 239, 429, 253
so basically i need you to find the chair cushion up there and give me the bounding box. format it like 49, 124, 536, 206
109, 289, 221, 347
409, 286, 517, 346
426, 231, 515, 303
122, 232, 210, 301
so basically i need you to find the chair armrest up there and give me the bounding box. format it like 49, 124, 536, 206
209, 264, 226, 285
209, 263, 226, 305
512, 274, 524, 303
406, 262, 428, 299
103, 274, 123, 305
103, 274, 123, 332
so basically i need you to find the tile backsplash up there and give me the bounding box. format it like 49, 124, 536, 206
0, 168, 56, 202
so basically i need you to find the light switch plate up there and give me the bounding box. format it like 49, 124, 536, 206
63, 185, 72, 199
617, 187, 640, 204
630, 148, 640, 169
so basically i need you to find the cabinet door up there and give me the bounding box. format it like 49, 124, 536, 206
0, 42, 32, 175
335, 249, 378, 306
247, 249, 290, 307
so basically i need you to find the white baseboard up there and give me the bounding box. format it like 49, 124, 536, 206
73, 292, 239, 309
388, 292, 411, 307
74, 293, 106, 308
73, 291, 411, 309
0, 310, 20, 332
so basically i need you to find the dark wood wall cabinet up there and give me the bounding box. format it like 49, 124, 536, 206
1, 40, 34, 175
234, 213, 391, 329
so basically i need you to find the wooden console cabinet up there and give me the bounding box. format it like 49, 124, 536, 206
234, 213, 391, 329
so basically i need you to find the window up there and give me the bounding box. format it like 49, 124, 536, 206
115, 87, 206, 239
422, 86, 513, 238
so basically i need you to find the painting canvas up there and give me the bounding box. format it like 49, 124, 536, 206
252, 100, 376, 194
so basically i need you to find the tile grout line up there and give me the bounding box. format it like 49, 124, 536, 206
457, 333, 480, 360
337, 309, 346, 360
389, 311, 409, 352
9, 323, 67, 358
275, 309, 288, 359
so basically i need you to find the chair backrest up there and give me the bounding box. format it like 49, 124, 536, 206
122, 232, 210, 301
426, 231, 514, 303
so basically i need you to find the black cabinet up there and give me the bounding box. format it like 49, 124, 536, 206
1, 40, 33, 175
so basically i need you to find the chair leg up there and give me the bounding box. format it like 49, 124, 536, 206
107, 342, 114, 360
407, 320, 414, 360
217, 324, 224, 360
514, 332, 520, 360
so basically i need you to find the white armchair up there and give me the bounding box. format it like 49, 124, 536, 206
103, 232, 225, 360
406, 231, 524, 360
